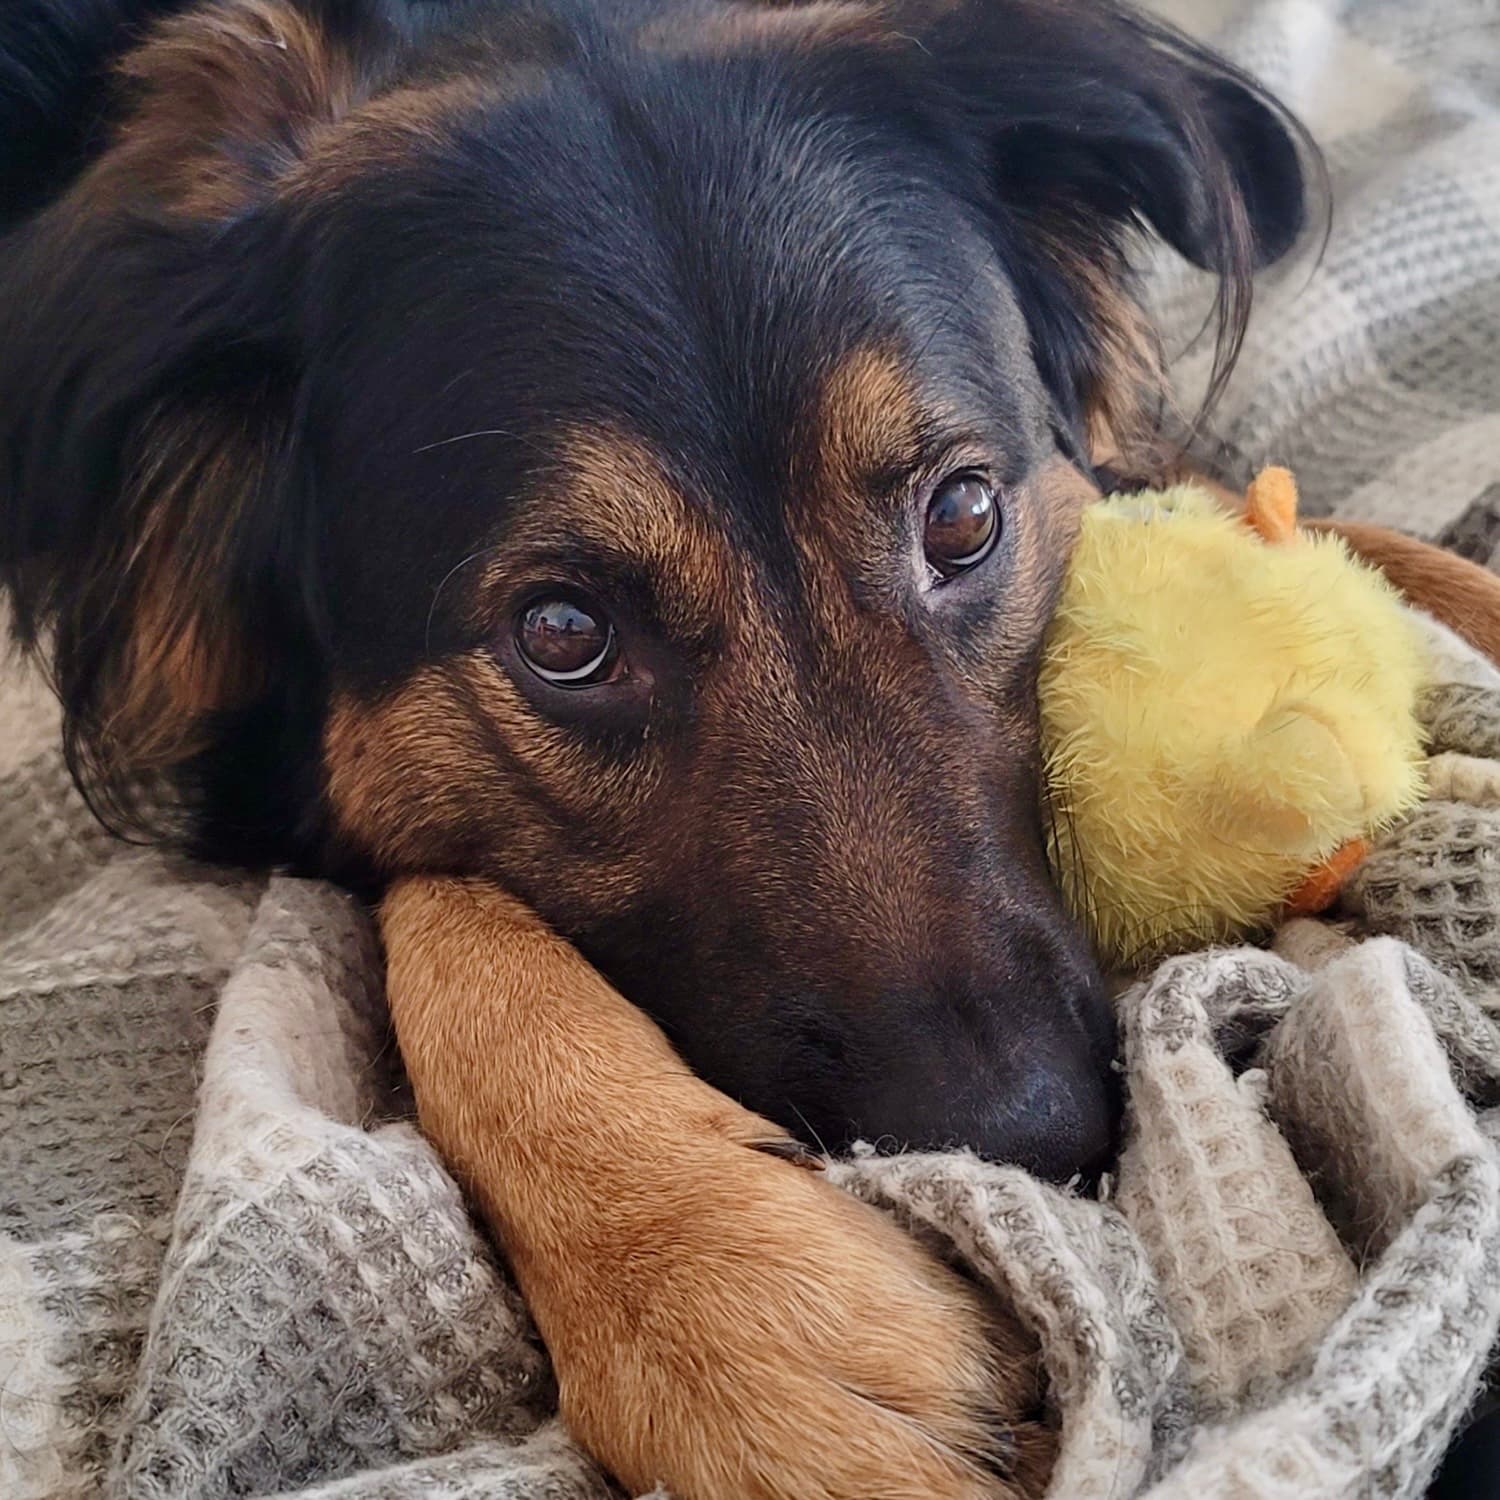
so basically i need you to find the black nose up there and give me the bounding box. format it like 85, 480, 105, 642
969, 1034, 1121, 1183
839, 1040, 1119, 1182
801, 978, 1121, 1185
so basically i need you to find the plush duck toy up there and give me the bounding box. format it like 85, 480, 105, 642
1040, 468, 1430, 971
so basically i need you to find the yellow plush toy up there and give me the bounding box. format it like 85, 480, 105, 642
1040, 468, 1429, 971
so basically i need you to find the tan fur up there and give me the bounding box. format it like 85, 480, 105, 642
1058, 247, 1171, 475
285, 69, 556, 196
494, 426, 737, 641
106, 0, 549, 209
108, 0, 361, 219
99, 406, 277, 770
42, 1, 363, 775
811, 346, 926, 503
324, 661, 650, 904
112, 567, 258, 767
783, 345, 930, 650
322, 423, 740, 883
324, 671, 501, 873
381, 875, 1054, 1500
285, 76, 506, 192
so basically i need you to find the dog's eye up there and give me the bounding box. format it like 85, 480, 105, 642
516, 596, 619, 686
924, 472, 999, 577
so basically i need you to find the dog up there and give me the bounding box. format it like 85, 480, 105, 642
0, 0, 1309, 1493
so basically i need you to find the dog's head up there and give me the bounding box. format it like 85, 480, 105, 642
0, 0, 1307, 1176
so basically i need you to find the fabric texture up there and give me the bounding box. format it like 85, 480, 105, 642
6, 0, 1500, 1496
1145, 0, 1500, 548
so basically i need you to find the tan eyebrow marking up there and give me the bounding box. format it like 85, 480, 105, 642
485, 425, 739, 642
810, 345, 927, 503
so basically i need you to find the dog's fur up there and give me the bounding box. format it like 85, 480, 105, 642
1, 1, 1310, 1492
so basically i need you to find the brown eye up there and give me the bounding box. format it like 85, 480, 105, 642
516, 596, 618, 686
924, 472, 999, 576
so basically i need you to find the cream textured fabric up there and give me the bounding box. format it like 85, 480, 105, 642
1112, 959, 1357, 1412
1339, 621, 1500, 1006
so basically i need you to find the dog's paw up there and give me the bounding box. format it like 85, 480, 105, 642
529, 1098, 1054, 1500
379, 876, 1053, 1499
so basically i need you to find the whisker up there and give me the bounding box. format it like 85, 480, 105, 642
788, 1102, 833, 1160
413, 427, 525, 454
414, 426, 549, 459
424, 546, 501, 654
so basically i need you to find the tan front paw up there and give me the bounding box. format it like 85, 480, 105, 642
380, 877, 1052, 1500
528, 1103, 1054, 1500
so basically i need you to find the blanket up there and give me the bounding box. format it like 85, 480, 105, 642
4, 0, 1500, 1496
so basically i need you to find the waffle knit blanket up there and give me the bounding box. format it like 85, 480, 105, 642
5, 0, 1500, 1496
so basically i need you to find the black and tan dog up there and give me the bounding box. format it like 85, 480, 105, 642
1, 0, 1314, 1493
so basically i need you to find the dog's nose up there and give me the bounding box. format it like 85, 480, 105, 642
839, 1045, 1119, 1183
971, 1041, 1121, 1183
806, 980, 1122, 1184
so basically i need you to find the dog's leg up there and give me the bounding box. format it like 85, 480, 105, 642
381, 875, 1053, 1500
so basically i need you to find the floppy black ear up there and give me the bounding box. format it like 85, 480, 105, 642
917, 0, 1309, 263
0, 0, 371, 836
1187, 70, 1307, 270
972, 18, 1305, 273
899, 0, 1312, 454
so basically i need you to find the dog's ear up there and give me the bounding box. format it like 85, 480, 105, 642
932, 3, 1306, 272
887, 0, 1313, 460
0, 1, 375, 830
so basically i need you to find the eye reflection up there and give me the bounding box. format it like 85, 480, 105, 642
516, 596, 619, 685
924, 473, 999, 576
